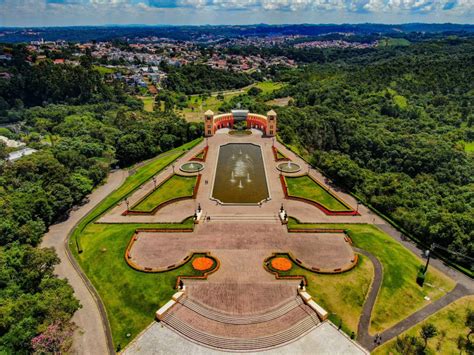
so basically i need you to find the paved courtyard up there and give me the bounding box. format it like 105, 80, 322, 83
123, 321, 368, 355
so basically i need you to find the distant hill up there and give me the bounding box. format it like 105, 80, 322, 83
0, 23, 473, 43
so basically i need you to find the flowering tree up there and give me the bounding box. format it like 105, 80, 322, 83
31, 322, 75, 354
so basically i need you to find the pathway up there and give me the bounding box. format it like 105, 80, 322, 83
41, 169, 127, 355
354, 248, 472, 351
355, 248, 383, 347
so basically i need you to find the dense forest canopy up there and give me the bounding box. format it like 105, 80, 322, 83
0, 47, 201, 353
163, 64, 254, 95
0, 32, 473, 352
273, 39, 474, 270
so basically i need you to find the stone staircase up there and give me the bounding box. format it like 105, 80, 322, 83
205, 214, 279, 222
162, 297, 320, 351
179, 296, 304, 325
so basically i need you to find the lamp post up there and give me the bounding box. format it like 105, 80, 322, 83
424, 246, 432, 274
125, 198, 129, 211
172, 164, 175, 173
152, 176, 156, 190
356, 201, 361, 214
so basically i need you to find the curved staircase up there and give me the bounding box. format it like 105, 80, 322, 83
161, 296, 320, 352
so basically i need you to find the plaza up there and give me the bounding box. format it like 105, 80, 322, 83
97, 116, 379, 353
69, 115, 460, 354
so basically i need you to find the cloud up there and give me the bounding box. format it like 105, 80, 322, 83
0, 0, 473, 26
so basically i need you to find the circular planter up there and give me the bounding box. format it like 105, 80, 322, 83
192, 257, 214, 271
277, 161, 301, 173
180, 162, 204, 173
271, 257, 292, 271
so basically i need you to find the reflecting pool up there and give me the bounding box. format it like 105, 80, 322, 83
212, 143, 269, 204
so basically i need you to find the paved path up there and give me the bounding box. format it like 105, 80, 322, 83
355, 248, 383, 348
354, 246, 473, 351
123, 321, 368, 355
41, 169, 127, 355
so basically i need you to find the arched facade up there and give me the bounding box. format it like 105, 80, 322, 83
204, 110, 277, 137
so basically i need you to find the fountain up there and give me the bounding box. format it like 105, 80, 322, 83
180, 162, 205, 173
212, 143, 269, 204
277, 160, 301, 173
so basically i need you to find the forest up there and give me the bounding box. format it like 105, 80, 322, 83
272, 38, 474, 272
0, 48, 201, 353
163, 64, 254, 95
0, 34, 473, 352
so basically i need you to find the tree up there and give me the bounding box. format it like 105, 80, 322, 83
394, 335, 423, 355
0, 141, 7, 160
420, 323, 438, 350
466, 309, 474, 340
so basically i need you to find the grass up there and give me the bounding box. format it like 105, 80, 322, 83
75, 219, 209, 349
70, 138, 203, 252
131, 174, 197, 212
139, 96, 154, 112
377, 38, 411, 47
287, 219, 456, 334
93, 65, 116, 75
253, 81, 285, 94
276, 149, 287, 160
463, 141, 474, 153
179, 81, 285, 122
285, 175, 352, 212
194, 150, 205, 160
267, 253, 373, 336
373, 296, 474, 355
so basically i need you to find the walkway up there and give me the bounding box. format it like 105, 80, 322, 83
40, 169, 127, 355
123, 321, 368, 355
354, 248, 473, 351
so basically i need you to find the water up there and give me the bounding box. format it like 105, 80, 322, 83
180, 162, 204, 173
212, 143, 269, 204
278, 161, 301, 173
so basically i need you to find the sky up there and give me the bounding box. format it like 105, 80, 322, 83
0, 0, 473, 27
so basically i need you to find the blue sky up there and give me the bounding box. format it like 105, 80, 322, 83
0, 0, 472, 27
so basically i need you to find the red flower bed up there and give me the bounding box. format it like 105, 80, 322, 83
271, 257, 292, 271
192, 257, 214, 271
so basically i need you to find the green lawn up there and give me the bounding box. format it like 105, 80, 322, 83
179, 81, 285, 122
140, 96, 154, 112
373, 296, 474, 355
193, 148, 206, 160
253, 81, 285, 94
70, 138, 203, 252
285, 175, 352, 212
377, 38, 411, 47
287, 219, 456, 334
75, 220, 207, 350
93, 65, 116, 75
463, 141, 474, 153
267, 253, 373, 336
131, 174, 197, 212
276, 149, 287, 160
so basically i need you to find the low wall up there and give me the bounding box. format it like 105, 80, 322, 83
272, 146, 290, 162
264, 248, 358, 277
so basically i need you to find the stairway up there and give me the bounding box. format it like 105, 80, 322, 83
162, 297, 320, 351
179, 296, 304, 324
205, 214, 279, 222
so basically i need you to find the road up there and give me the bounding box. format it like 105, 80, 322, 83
41, 169, 127, 355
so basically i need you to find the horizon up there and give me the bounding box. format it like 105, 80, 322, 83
1, 21, 474, 29
1, 0, 473, 27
